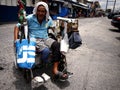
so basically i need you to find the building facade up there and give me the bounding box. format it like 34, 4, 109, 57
0, 0, 88, 22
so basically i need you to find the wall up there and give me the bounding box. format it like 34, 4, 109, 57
0, 0, 34, 22
0, 0, 17, 6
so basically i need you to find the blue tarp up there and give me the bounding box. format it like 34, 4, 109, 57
52, 7, 69, 20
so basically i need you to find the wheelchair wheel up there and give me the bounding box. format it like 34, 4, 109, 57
24, 69, 32, 83
14, 47, 19, 69
58, 54, 67, 73
14, 58, 19, 69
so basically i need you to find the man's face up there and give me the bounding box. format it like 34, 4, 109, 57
36, 5, 46, 22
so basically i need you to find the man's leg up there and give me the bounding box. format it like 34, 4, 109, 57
41, 47, 50, 63
51, 41, 68, 80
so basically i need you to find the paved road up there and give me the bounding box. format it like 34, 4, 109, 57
0, 17, 120, 90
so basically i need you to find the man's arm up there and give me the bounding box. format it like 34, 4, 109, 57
14, 26, 19, 42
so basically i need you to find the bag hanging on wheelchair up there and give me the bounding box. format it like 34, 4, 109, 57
60, 33, 69, 53
69, 31, 82, 49
15, 38, 36, 69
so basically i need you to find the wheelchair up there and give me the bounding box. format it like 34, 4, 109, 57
14, 21, 72, 84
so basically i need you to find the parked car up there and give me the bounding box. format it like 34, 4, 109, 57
111, 14, 120, 30
108, 11, 120, 19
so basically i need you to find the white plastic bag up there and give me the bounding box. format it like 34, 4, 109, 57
60, 33, 69, 53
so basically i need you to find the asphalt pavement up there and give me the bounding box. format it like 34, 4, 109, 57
0, 17, 120, 90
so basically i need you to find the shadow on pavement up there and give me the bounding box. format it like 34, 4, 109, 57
116, 37, 120, 41
32, 85, 48, 90
51, 79, 70, 89
109, 29, 120, 33
0, 66, 4, 70
12, 63, 70, 90
12, 66, 32, 90
0, 22, 17, 25
12, 64, 52, 90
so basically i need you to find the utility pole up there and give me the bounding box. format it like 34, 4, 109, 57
106, 0, 108, 11
113, 0, 116, 12
106, 0, 116, 12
